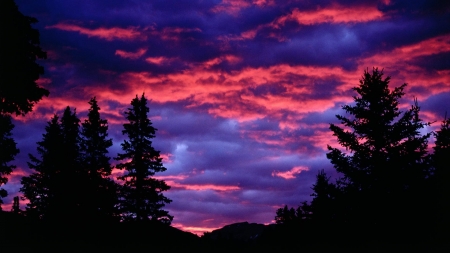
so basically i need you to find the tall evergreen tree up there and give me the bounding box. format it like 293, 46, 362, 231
326, 68, 431, 232
310, 169, 336, 224
80, 97, 118, 220
21, 107, 82, 220
432, 115, 450, 237
115, 94, 172, 224
21, 114, 62, 218
0, 114, 19, 209
1, 0, 49, 116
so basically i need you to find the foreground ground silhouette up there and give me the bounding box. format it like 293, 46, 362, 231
1, 212, 449, 252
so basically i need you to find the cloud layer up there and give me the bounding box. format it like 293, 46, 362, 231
5, 0, 450, 234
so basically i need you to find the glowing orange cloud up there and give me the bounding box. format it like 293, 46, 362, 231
272, 166, 309, 179
46, 23, 145, 41
115, 48, 147, 59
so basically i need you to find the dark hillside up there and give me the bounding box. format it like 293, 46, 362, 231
0, 211, 202, 252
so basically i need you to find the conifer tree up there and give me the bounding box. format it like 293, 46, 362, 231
326, 68, 431, 231
310, 170, 335, 223
1, 0, 49, 116
115, 94, 172, 224
432, 115, 450, 236
80, 97, 118, 220
0, 114, 19, 209
21, 115, 62, 218
21, 107, 82, 220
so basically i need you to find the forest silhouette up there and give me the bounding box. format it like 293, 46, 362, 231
1, 0, 449, 252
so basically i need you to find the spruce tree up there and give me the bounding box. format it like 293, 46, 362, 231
326, 68, 431, 234
80, 97, 118, 220
21, 107, 82, 220
0, 114, 19, 209
115, 94, 172, 224
432, 115, 450, 238
1, 0, 49, 116
310, 170, 336, 224
21, 114, 62, 218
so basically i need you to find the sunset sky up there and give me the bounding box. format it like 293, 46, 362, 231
5, 0, 450, 235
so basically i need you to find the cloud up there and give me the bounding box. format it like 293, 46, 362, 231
10, 0, 450, 235
273, 5, 384, 27
145, 56, 173, 65
46, 23, 145, 41
115, 48, 147, 59
272, 166, 309, 179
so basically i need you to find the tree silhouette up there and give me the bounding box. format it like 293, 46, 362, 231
80, 97, 118, 220
275, 205, 297, 224
0, 114, 19, 209
115, 94, 172, 224
1, 0, 49, 116
11, 196, 20, 214
275, 201, 311, 225
326, 68, 431, 236
432, 115, 450, 238
21, 107, 82, 220
21, 114, 62, 218
310, 169, 336, 224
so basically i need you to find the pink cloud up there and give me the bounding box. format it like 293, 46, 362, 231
82, 64, 356, 126
166, 180, 241, 191
274, 5, 384, 27
235, 4, 383, 40
115, 48, 147, 59
145, 27, 203, 41
46, 23, 145, 41
171, 223, 220, 236
357, 34, 450, 101
145, 56, 172, 65
212, 0, 275, 14
212, 0, 252, 14
272, 166, 309, 179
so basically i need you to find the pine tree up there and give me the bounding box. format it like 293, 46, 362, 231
80, 97, 118, 220
432, 115, 450, 238
115, 94, 172, 224
433, 115, 450, 180
326, 68, 431, 232
21, 107, 82, 220
1, 0, 49, 116
21, 114, 62, 218
0, 114, 19, 209
310, 170, 336, 223
275, 205, 297, 224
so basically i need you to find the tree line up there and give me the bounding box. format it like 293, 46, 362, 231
1, 0, 172, 224
3, 95, 173, 224
275, 68, 450, 245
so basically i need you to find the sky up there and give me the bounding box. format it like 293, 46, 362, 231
4, 0, 450, 235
